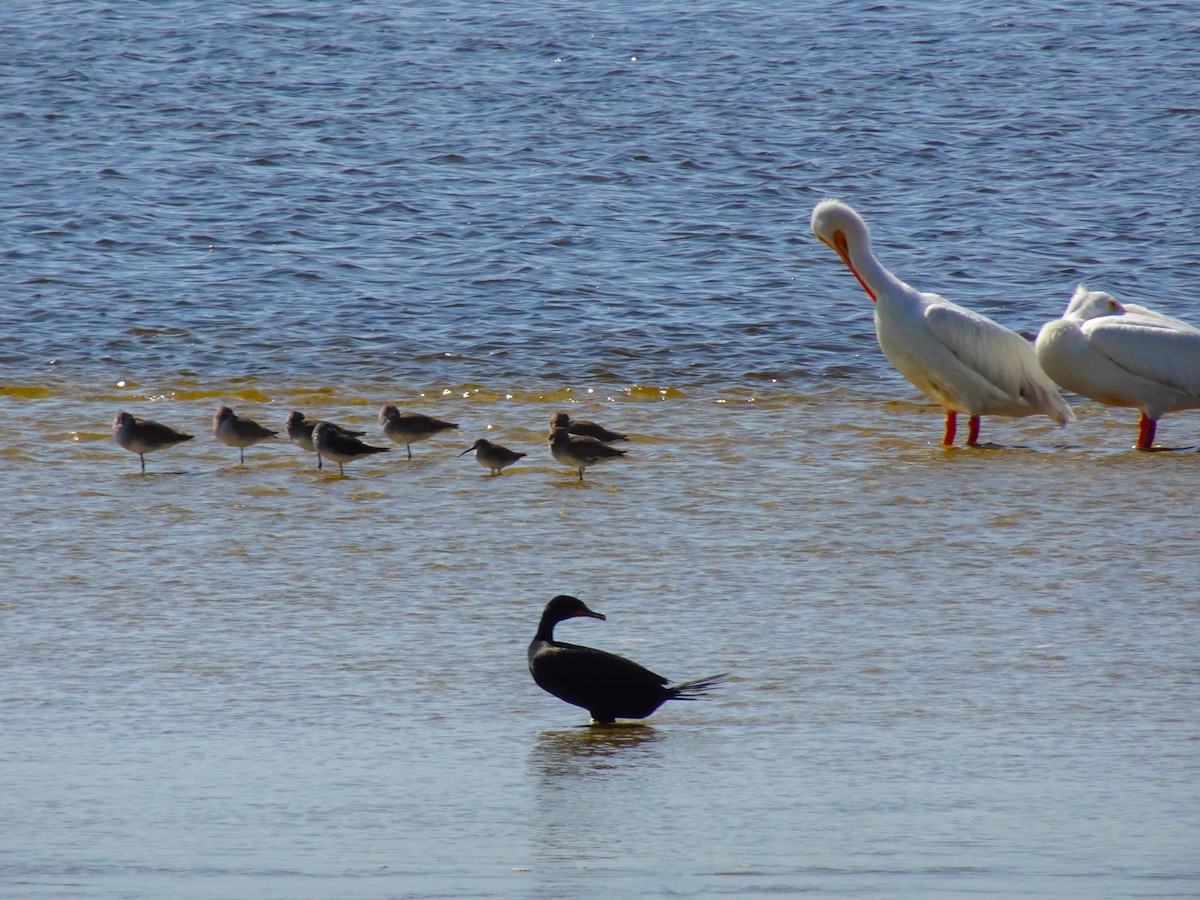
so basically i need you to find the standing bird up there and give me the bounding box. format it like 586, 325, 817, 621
550, 411, 629, 444
811, 200, 1073, 446
528, 594, 727, 725
378, 405, 458, 459
285, 410, 365, 470
458, 437, 526, 475
1035, 285, 1200, 450
312, 421, 389, 475
113, 411, 193, 473
212, 406, 276, 464
549, 426, 627, 480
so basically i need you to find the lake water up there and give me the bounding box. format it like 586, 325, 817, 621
2, 1, 1198, 898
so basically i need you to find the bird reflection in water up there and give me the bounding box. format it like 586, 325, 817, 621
531, 725, 666, 780
528, 727, 671, 867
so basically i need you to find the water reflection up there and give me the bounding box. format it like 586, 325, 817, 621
529, 726, 669, 866
532, 725, 666, 780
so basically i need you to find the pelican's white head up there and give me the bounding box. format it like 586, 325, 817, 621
811, 200, 871, 252
811, 199, 877, 301
1063, 284, 1125, 321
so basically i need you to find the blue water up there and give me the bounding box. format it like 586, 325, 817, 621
2, 2, 1198, 898
6, 0, 1199, 386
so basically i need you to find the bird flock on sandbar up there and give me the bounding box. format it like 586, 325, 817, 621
107, 199, 1200, 726
113, 404, 630, 479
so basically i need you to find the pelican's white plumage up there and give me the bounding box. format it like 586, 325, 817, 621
1035, 285, 1200, 449
811, 199, 1073, 446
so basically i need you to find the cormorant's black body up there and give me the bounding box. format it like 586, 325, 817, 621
528, 595, 726, 724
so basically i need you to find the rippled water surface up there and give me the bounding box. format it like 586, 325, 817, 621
3, 1, 1198, 898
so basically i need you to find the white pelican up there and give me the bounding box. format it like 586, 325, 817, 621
811, 200, 1073, 446
1035, 285, 1200, 449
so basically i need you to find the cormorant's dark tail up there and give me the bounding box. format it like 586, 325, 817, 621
667, 673, 729, 701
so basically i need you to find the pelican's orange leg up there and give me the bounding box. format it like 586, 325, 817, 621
966, 415, 981, 447
942, 412, 957, 446
1136, 413, 1157, 450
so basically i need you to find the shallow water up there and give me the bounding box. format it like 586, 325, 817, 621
3, 1, 1199, 898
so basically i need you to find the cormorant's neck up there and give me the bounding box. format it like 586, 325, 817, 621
534, 615, 560, 642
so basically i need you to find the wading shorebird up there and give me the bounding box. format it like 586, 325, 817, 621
213, 406, 276, 464
378, 405, 458, 459
285, 411, 365, 470
458, 437, 526, 475
113, 411, 193, 473
549, 426, 626, 480
313, 421, 389, 475
550, 411, 629, 444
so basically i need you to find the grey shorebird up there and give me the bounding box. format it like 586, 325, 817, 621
213, 406, 277, 464
550, 411, 629, 443
285, 410, 365, 470
312, 421, 389, 475
549, 426, 627, 481
113, 411, 193, 473
458, 437, 526, 475
379, 405, 458, 459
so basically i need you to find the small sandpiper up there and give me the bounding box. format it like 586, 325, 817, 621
312, 421, 389, 475
213, 406, 277, 464
458, 438, 526, 475
549, 425, 627, 481
285, 410, 365, 470
550, 411, 629, 443
379, 405, 459, 459
113, 411, 194, 473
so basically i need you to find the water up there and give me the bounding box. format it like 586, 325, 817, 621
2, 1, 1198, 897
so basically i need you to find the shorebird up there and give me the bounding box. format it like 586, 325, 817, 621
1036, 285, 1200, 450
378, 405, 458, 459
549, 425, 627, 480
285, 410, 365, 470
312, 421, 389, 475
113, 411, 193, 473
458, 437, 526, 475
212, 406, 276, 464
811, 199, 1073, 446
550, 411, 629, 443
529, 594, 727, 724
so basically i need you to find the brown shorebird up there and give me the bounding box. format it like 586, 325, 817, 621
213, 406, 277, 464
549, 426, 627, 481
550, 411, 629, 443
458, 437, 526, 475
113, 411, 193, 473
379, 405, 458, 459
312, 421, 389, 475
285, 410, 365, 470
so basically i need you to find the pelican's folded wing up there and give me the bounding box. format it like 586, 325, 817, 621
1084, 314, 1200, 396
924, 298, 1074, 422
